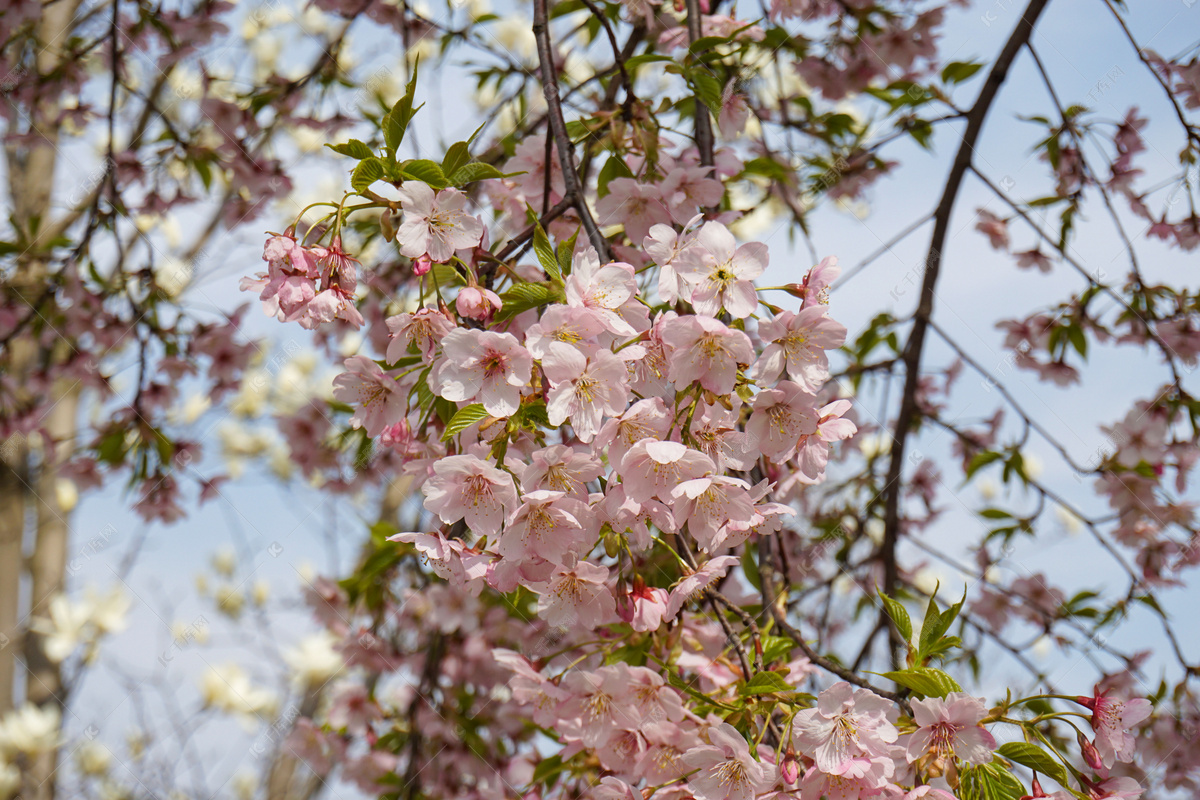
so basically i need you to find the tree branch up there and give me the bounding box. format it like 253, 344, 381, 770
879, 0, 1052, 668
532, 0, 612, 261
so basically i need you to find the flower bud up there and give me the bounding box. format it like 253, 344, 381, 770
780, 751, 800, 784
1078, 731, 1104, 771
456, 286, 502, 321
413, 254, 433, 276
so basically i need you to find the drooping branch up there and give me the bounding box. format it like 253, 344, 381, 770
532, 0, 612, 261
879, 0, 1052, 668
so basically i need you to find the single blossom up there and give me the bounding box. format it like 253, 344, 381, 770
385, 308, 455, 363
432, 328, 533, 417
543, 347, 631, 442
535, 561, 616, 630
593, 397, 673, 469
753, 306, 847, 390
497, 490, 591, 566
681, 722, 772, 800
618, 440, 715, 504
906, 692, 996, 766
421, 454, 519, 537
792, 681, 898, 775
666, 555, 740, 619
331, 355, 405, 437
661, 314, 755, 395
676, 222, 766, 318
396, 182, 484, 262
1076, 686, 1152, 766
746, 380, 819, 462
456, 286, 502, 321
671, 475, 756, 552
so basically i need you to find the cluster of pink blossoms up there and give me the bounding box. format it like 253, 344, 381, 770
248, 167, 1159, 800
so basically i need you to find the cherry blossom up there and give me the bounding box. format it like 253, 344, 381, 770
906, 692, 996, 766
1076, 686, 1153, 766
331, 355, 405, 437
396, 182, 485, 262
661, 314, 755, 395
543, 347, 631, 442
681, 722, 773, 800
618, 440, 715, 503
421, 454, 519, 537
535, 561, 616, 629
754, 307, 848, 390
432, 328, 533, 417
676, 222, 766, 319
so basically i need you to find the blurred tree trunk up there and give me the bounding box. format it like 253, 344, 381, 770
0, 4, 86, 800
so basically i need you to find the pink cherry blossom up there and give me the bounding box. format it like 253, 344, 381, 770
793, 681, 898, 775
666, 555, 740, 619
433, 328, 533, 417
661, 314, 754, 395
906, 692, 996, 766
671, 475, 756, 552
396, 182, 485, 262
681, 722, 772, 800
543, 347, 631, 442
753, 307, 847, 390
797, 399, 857, 481
596, 178, 673, 243
564, 249, 641, 335
497, 490, 591, 566
421, 454, 519, 537
385, 307, 455, 363
618, 440, 715, 504
524, 304, 607, 360
593, 397, 673, 468
746, 380, 819, 462
800, 256, 839, 309
676, 222, 766, 318
1076, 686, 1153, 766
619, 581, 671, 632
535, 561, 616, 629
331, 355, 405, 437
515, 444, 604, 500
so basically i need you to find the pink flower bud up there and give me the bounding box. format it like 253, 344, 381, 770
1078, 731, 1104, 771
780, 751, 800, 784
413, 254, 433, 276
456, 286, 502, 322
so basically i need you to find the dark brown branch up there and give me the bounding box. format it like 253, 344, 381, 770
684, 0, 716, 184
532, 0, 612, 261
879, 0, 1051, 669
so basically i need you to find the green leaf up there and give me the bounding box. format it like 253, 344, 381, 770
532, 222, 561, 282
760, 635, 793, 665
958, 763, 1026, 800
942, 61, 984, 85
450, 161, 509, 185
878, 591, 913, 643
401, 159, 448, 189
624, 53, 675, 70
739, 671, 793, 696
530, 755, 564, 786
383, 61, 421, 154
494, 282, 553, 323
556, 229, 578, 276
597, 154, 634, 198
995, 742, 1068, 786
878, 667, 961, 698
351, 158, 384, 192
441, 140, 472, 177
326, 139, 374, 160
442, 403, 492, 439
965, 450, 1002, 479
689, 69, 723, 116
